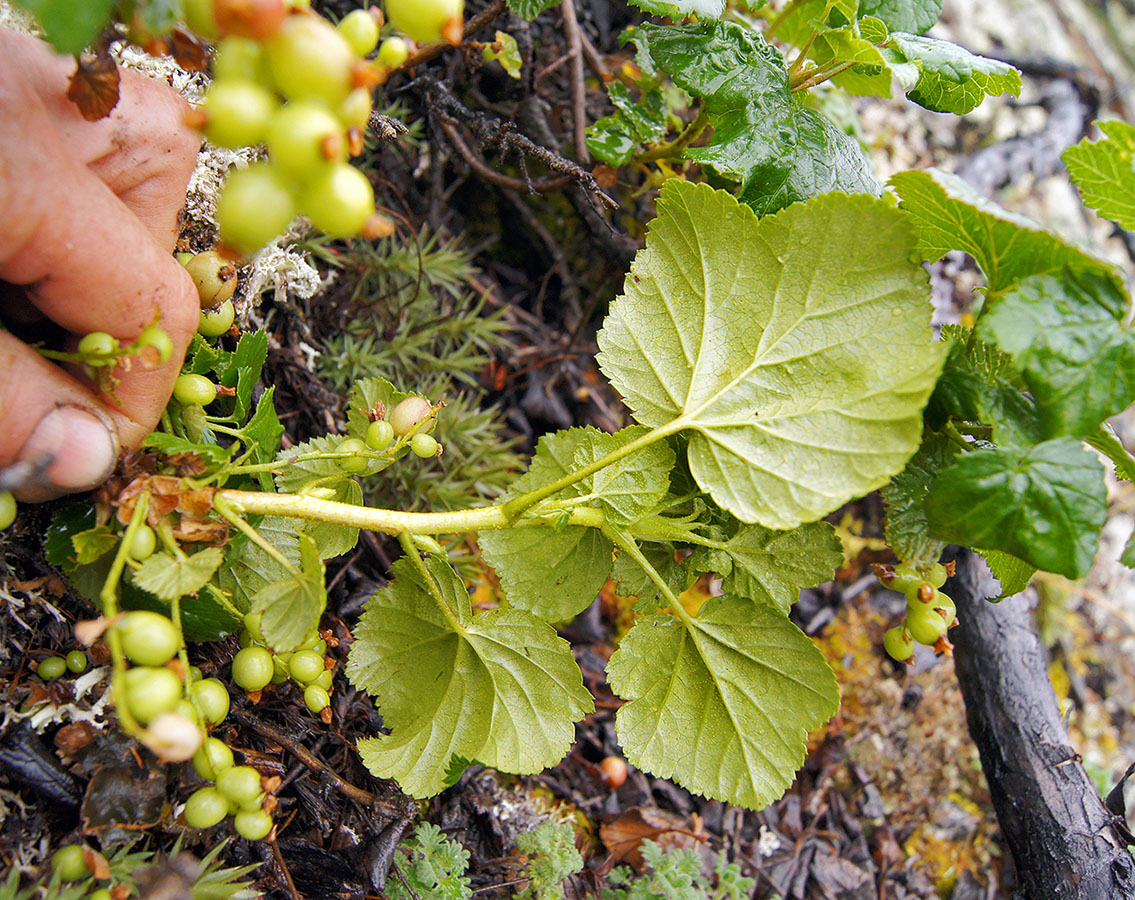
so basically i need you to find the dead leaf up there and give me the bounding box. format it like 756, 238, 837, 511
67, 50, 120, 121
599, 806, 705, 870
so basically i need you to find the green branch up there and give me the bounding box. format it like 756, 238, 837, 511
398, 532, 465, 634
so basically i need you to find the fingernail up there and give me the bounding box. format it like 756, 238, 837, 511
6, 405, 119, 493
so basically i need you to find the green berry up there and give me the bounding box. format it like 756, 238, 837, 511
385, 0, 463, 44
199, 299, 236, 338
90, 890, 113, 900
212, 36, 267, 81
65, 650, 88, 674
266, 101, 346, 181
136, 325, 175, 363
298, 163, 375, 239
183, 0, 219, 39
388, 396, 433, 435
192, 736, 236, 780
377, 35, 409, 68
883, 626, 914, 662
0, 491, 15, 530
184, 786, 229, 829
410, 433, 438, 458
216, 765, 262, 807
192, 678, 231, 724
266, 15, 356, 104
119, 611, 179, 667
932, 590, 957, 627
128, 524, 157, 561
51, 845, 90, 882
335, 437, 369, 473
926, 562, 948, 589
184, 250, 238, 309
174, 373, 218, 407
123, 666, 183, 724
303, 684, 330, 714
365, 420, 394, 451
906, 605, 949, 646
271, 654, 289, 684
78, 331, 119, 361
338, 9, 380, 57
232, 646, 274, 691
216, 164, 296, 254
904, 580, 935, 609
288, 650, 324, 684
38, 656, 67, 680
234, 808, 274, 840
313, 668, 333, 691
200, 80, 277, 149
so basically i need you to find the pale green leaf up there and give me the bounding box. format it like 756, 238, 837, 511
299, 479, 362, 559
1063, 120, 1135, 230
1086, 424, 1135, 482
888, 33, 1020, 114
712, 522, 843, 613
1120, 532, 1135, 569
72, 526, 118, 565
347, 556, 593, 797
133, 548, 225, 602
14, 0, 113, 53
881, 434, 958, 565
597, 180, 945, 529
252, 535, 325, 652
890, 168, 1124, 294
976, 549, 1035, 599
607, 597, 840, 809
481, 427, 671, 621
925, 438, 1107, 579
217, 515, 300, 611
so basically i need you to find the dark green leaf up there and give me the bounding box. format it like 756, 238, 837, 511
586, 82, 669, 166
45, 503, 97, 569
925, 438, 1107, 578
881, 434, 958, 565
507, 0, 560, 18
630, 22, 881, 216
142, 432, 233, 464
977, 268, 1135, 439
1086, 424, 1135, 482
1120, 531, 1135, 569
217, 330, 268, 421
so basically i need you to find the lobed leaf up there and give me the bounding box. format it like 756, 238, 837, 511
252, 535, 325, 652
597, 180, 944, 529
976, 268, 1135, 439
925, 438, 1107, 579
890, 168, 1123, 294
629, 22, 881, 215
133, 548, 224, 602
1063, 120, 1135, 230
881, 434, 958, 565
888, 33, 1020, 114
607, 597, 840, 809
347, 556, 593, 797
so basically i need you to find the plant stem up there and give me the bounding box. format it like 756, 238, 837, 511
213, 495, 303, 576
635, 108, 711, 164
101, 492, 150, 737
398, 531, 465, 634
499, 422, 681, 521
215, 489, 607, 536
787, 29, 819, 77
790, 59, 856, 91
943, 421, 974, 452
603, 525, 695, 627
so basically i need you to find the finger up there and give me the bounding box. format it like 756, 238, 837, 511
0, 61, 200, 447
0, 29, 200, 249
0, 332, 119, 502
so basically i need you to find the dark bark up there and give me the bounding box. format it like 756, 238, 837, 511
947, 548, 1135, 899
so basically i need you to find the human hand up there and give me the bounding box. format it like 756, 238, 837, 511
0, 29, 201, 502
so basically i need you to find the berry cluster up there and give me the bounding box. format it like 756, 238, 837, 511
184, 1, 412, 253
180, 248, 239, 338
876, 561, 958, 663
234, 612, 335, 716
184, 751, 274, 839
